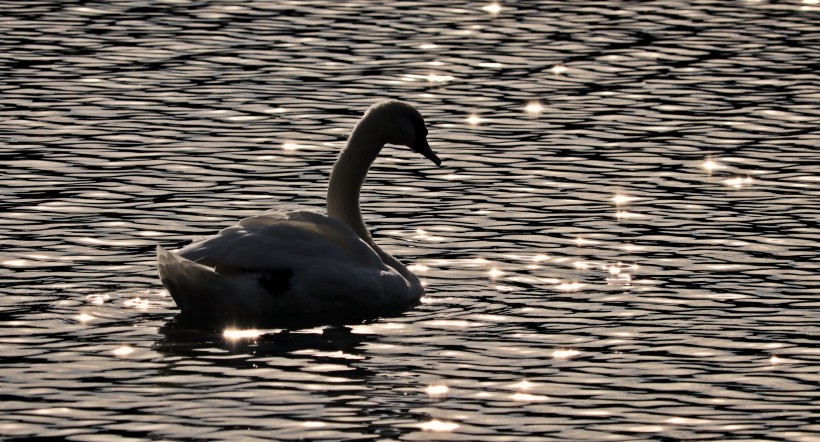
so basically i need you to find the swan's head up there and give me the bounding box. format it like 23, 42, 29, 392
367, 100, 441, 166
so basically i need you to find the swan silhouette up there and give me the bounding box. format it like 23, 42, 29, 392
157, 100, 440, 323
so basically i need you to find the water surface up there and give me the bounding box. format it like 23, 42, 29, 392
2, 0, 819, 440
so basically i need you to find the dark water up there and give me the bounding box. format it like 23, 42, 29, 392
2, 0, 819, 440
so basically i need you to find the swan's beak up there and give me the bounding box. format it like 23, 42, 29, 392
411, 138, 441, 166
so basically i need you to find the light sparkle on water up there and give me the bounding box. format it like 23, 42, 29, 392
223, 329, 263, 340
552, 348, 581, 359
488, 268, 505, 279
702, 158, 725, 174
408, 263, 429, 272
556, 282, 585, 292
75, 313, 95, 322
510, 379, 534, 390
482, 2, 502, 16
282, 142, 304, 151
418, 419, 459, 431
724, 176, 753, 188
511, 392, 549, 401
613, 194, 638, 205
113, 346, 134, 357
550, 63, 568, 74
425, 72, 454, 83
525, 101, 543, 116
425, 384, 449, 398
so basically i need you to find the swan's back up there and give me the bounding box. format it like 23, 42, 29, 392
157, 211, 422, 322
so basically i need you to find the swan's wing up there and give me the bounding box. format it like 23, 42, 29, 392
158, 243, 413, 321
158, 211, 416, 319
174, 211, 384, 272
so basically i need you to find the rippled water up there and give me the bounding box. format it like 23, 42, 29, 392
2, 0, 820, 440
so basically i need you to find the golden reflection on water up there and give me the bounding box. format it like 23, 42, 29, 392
402, 72, 454, 84
667, 417, 711, 425
123, 297, 152, 310
413, 228, 445, 242
509, 379, 533, 390
550, 63, 568, 75
612, 193, 643, 220
724, 176, 753, 188
292, 349, 365, 360
481, 2, 502, 16
576, 237, 601, 246
282, 142, 315, 151
612, 194, 637, 205
702, 157, 726, 174
227, 115, 265, 122
488, 268, 504, 279
418, 419, 459, 432
573, 261, 591, 270
1, 259, 28, 267
426, 72, 454, 83
112, 345, 134, 357
552, 348, 581, 359
525, 101, 544, 116
616, 210, 644, 220
407, 263, 429, 272
511, 392, 549, 402
769, 355, 797, 365
135, 230, 164, 237
223, 329, 263, 340
556, 282, 585, 292
466, 114, 482, 126
605, 262, 637, 285
425, 384, 449, 398
506, 379, 553, 401
629, 425, 666, 433
86, 294, 110, 305
78, 237, 145, 247
621, 243, 645, 252
442, 173, 467, 180
75, 313, 95, 323
425, 319, 483, 328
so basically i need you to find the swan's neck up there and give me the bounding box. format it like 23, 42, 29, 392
325, 116, 420, 288
326, 120, 383, 244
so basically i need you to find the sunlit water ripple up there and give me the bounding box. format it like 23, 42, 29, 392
1, 0, 819, 440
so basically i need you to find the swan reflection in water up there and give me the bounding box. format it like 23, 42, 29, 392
157, 101, 441, 326
154, 317, 370, 362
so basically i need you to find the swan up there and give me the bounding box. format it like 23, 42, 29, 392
156, 100, 440, 324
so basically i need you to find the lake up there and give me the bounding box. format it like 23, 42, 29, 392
1, 0, 819, 440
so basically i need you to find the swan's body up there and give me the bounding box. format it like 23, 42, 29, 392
157, 100, 440, 323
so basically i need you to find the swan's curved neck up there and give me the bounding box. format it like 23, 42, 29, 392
325, 112, 420, 288
326, 118, 383, 245
327, 110, 421, 287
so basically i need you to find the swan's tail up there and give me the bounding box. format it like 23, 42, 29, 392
157, 245, 237, 320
